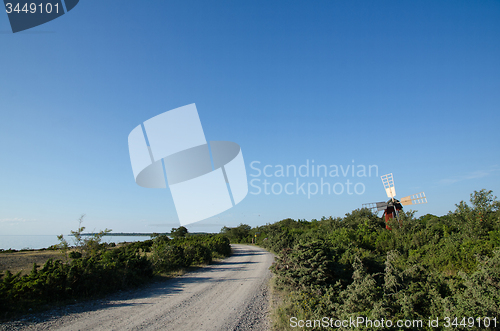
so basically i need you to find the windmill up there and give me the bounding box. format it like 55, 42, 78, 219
362, 173, 427, 229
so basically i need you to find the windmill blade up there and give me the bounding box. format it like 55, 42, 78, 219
362, 201, 388, 211
400, 192, 427, 206
381, 173, 396, 198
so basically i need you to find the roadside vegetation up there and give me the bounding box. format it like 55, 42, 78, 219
0, 220, 231, 320
223, 189, 500, 330
3, 189, 498, 328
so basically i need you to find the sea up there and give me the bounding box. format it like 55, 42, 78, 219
0, 235, 152, 251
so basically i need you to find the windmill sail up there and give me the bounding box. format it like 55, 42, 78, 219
362, 201, 388, 211
381, 173, 396, 198
400, 192, 427, 206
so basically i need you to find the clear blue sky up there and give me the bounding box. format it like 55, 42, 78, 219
1, 0, 499, 236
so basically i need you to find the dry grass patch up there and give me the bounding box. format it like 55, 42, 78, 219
0, 250, 63, 276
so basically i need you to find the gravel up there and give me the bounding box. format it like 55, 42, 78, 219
0, 244, 274, 331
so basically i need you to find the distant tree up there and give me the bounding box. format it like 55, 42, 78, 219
57, 214, 111, 259
343, 208, 383, 229
150, 232, 170, 243
171, 226, 188, 238
470, 189, 500, 213
453, 189, 500, 238
221, 223, 251, 243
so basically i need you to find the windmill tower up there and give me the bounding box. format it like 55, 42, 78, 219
362, 173, 427, 230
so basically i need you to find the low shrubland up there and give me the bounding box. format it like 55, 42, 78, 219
0, 222, 231, 319
223, 189, 500, 330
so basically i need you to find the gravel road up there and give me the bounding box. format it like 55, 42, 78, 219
1, 244, 274, 331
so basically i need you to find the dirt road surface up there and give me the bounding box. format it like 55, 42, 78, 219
1, 245, 274, 331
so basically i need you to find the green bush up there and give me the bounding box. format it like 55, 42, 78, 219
69, 251, 82, 259
150, 234, 231, 273
256, 189, 500, 330
151, 242, 185, 272
184, 243, 212, 266
1, 224, 231, 317
272, 241, 333, 292
0, 246, 153, 315
207, 234, 232, 257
